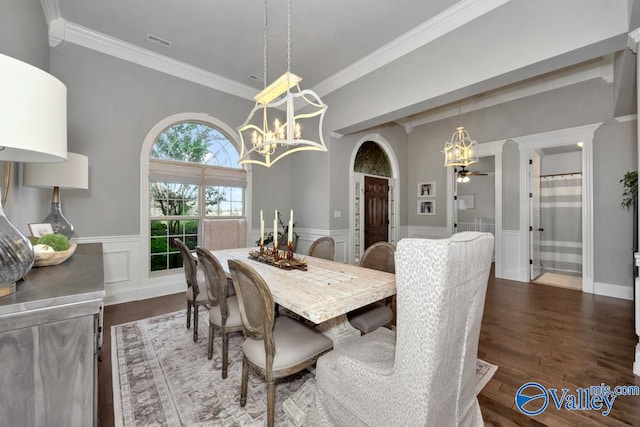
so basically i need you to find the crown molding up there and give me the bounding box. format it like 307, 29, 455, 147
407, 56, 612, 129
628, 28, 640, 53
42, 0, 509, 103
49, 19, 257, 100
40, 0, 61, 28
312, 0, 511, 97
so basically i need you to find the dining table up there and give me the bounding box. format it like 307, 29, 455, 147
210, 247, 396, 345
209, 246, 396, 424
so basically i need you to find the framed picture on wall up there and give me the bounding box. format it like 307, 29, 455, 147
418, 200, 436, 215
418, 181, 436, 197
28, 223, 54, 237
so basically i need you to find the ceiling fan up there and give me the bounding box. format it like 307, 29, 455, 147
456, 166, 487, 183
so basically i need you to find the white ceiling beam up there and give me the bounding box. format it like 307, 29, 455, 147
312, 0, 511, 98
407, 56, 615, 129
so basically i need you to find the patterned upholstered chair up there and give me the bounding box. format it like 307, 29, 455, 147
307, 236, 335, 261
196, 247, 243, 379
174, 238, 208, 342
228, 259, 333, 427
348, 241, 395, 334
308, 232, 494, 426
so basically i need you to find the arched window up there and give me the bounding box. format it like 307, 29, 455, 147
149, 122, 246, 272
353, 141, 392, 177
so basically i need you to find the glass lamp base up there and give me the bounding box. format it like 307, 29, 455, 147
43, 202, 74, 238
0, 191, 34, 295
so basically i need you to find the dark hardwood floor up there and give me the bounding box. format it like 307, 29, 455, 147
98, 272, 640, 426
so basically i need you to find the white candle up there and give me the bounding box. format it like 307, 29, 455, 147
274, 210, 278, 248
260, 210, 264, 246
288, 209, 293, 243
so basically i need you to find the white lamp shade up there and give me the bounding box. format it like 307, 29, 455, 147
23, 152, 89, 190
0, 53, 67, 163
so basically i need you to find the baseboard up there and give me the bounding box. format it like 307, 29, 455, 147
593, 281, 633, 300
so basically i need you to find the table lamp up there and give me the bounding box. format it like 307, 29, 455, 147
0, 53, 68, 297
24, 152, 89, 238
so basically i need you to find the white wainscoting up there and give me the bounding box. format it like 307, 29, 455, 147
75, 235, 185, 306
501, 230, 522, 281
593, 282, 634, 301
77, 231, 634, 306
75, 235, 142, 305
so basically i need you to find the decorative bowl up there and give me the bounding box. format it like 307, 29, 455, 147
33, 243, 77, 267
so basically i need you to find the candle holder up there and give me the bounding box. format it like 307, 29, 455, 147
248, 243, 307, 271
287, 241, 294, 259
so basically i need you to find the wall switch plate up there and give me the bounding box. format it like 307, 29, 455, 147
333, 210, 341, 218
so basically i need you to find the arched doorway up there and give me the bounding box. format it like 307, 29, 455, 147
349, 135, 399, 263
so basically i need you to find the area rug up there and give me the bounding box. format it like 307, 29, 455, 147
112, 310, 498, 426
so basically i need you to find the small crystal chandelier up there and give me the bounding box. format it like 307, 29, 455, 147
443, 104, 478, 168
238, 0, 327, 168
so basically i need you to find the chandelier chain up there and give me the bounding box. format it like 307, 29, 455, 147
287, 0, 292, 72
263, 0, 268, 88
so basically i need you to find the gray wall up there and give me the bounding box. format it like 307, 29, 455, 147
0, 0, 51, 229
327, 124, 409, 231
541, 151, 581, 175
457, 156, 495, 224
593, 119, 637, 287
0, 0, 49, 71
502, 140, 520, 230
47, 43, 262, 237
1, 1, 636, 292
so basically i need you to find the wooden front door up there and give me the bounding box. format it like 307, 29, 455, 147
364, 176, 389, 250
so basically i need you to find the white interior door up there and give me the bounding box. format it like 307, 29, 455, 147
530, 151, 542, 280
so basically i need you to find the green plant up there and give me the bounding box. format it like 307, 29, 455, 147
37, 233, 71, 251
620, 171, 638, 211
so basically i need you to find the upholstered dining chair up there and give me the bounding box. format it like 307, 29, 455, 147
348, 241, 395, 334
308, 232, 495, 426
174, 238, 208, 342
196, 247, 243, 379
307, 236, 335, 260
228, 259, 333, 427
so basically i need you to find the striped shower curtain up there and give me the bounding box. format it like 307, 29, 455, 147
540, 174, 582, 274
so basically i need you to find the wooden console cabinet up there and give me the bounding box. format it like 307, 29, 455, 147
0, 243, 105, 426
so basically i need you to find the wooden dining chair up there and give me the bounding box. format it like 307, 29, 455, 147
307, 236, 335, 260
174, 238, 208, 342
348, 241, 395, 334
228, 259, 333, 427
196, 247, 243, 379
